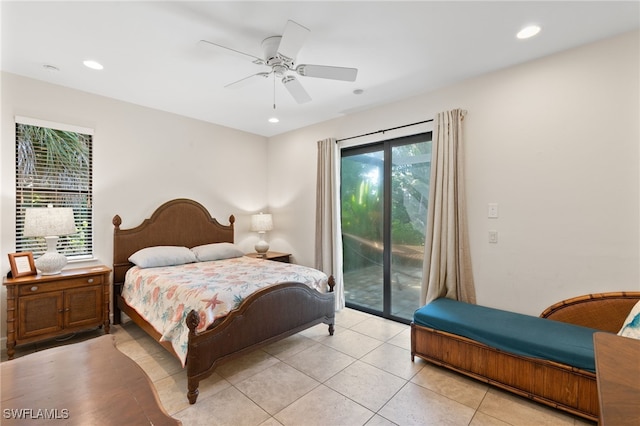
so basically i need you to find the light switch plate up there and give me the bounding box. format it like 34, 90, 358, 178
488, 203, 499, 218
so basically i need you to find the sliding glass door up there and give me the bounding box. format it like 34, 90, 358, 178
341, 147, 385, 312
341, 133, 431, 322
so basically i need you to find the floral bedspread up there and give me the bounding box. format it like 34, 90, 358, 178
122, 256, 328, 366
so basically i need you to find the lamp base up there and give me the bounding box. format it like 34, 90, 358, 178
35, 236, 67, 275
35, 252, 67, 275
255, 239, 270, 255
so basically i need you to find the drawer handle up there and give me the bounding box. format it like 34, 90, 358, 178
30, 286, 38, 292
87, 278, 94, 284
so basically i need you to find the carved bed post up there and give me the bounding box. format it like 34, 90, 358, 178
328, 275, 335, 292
112, 215, 122, 324
186, 309, 200, 404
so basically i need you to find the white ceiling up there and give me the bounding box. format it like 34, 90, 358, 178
2, 1, 638, 137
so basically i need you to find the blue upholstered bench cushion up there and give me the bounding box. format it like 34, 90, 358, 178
413, 298, 599, 372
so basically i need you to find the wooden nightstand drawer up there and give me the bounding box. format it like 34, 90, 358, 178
18, 275, 104, 296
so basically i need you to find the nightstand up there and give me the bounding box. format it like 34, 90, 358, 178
3, 265, 111, 360
245, 251, 291, 263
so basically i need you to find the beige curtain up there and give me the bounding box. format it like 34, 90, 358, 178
315, 138, 345, 310
420, 109, 476, 305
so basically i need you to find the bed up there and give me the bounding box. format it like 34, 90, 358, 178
411, 291, 640, 422
112, 198, 335, 404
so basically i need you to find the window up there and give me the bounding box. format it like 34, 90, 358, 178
341, 132, 432, 322
15, 117, 94, 260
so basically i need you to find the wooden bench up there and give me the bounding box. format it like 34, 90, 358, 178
411, 291, 640, 422
1, 335, 180, 425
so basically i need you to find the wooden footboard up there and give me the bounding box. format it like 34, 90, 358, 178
185, 282, 335, 404
411, 291, 640, 422
117, 279, 335, 405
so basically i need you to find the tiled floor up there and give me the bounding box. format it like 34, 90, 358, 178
2, 309, 595, 426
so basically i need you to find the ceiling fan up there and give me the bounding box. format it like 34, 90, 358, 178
199, 20, 358, 104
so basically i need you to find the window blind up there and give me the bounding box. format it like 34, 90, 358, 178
15, 118, 94, 259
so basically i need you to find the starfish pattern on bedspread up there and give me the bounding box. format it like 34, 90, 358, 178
202, 294, 225, 310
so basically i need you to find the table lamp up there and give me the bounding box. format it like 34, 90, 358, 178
250, 213, 273, 256
23, 205, 77, 275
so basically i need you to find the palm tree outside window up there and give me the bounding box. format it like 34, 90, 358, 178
15, 118, 93, 260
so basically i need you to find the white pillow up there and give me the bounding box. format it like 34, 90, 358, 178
191, 242, 244, 262
128, 246, 197, 268
618, 300, 640, 339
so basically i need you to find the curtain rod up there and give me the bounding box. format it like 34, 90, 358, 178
336, 119, 433, 143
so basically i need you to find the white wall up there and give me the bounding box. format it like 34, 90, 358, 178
1, 30, 638, 343
267, 30, 640, 315
1, 73, 268, 339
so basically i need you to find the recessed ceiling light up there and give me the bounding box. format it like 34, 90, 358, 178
42, 64, 59, 72
517, 25, 541, 40
83, 60, 104, 70
268, 117, 279, 123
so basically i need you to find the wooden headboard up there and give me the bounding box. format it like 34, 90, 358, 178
112, 198, 235, 286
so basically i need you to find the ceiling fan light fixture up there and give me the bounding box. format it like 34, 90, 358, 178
517, 25, 541, 40
273, 64, 288, 77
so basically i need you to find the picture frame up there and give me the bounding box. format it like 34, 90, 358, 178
8, 252, 37, 278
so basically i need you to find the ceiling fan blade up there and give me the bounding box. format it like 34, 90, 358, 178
282, 76, 312, 104
199, 39, 264, 64
277, 20, 310, 61
296, 64, 358, 81
225, 72, 270, 89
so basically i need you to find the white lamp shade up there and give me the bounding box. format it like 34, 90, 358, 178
24, 206, 77, 237
23, 205, 76, 275
250, 213, 273, 233
250, 213, 273, 255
